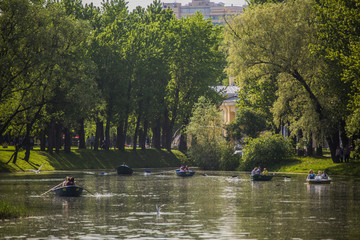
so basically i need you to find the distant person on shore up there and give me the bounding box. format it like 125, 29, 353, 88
343, 145, 350, 163
90, 134, 94, 150
335, 146, 343, 163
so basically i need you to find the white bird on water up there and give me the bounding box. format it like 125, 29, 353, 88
156, 204, 165, 215
35, 163, 44, 174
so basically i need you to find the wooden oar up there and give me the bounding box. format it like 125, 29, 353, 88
40, 182, 63, 196
82, 187, 95, 196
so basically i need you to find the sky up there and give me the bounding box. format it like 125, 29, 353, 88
81, 0, 248, 11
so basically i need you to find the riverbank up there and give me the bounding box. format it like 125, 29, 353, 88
1, 147, 359, 177
272, 155, 360, 177
0, 147, 188, 173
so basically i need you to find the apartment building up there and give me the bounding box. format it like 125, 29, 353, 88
162, 0, 245, 25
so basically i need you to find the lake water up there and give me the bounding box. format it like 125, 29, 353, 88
0, 170, 360, 239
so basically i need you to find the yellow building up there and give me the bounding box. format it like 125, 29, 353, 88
214, 76, 239, 124
162, 0, 245, 25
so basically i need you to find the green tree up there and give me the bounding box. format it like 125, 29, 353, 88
164, 13, 225, 151
224, 0, 345, 161
187, 97, 239, 170
186, 97, 224, 169
240, 133, 294, 171
314, 0, 360, 143
226, 107, 268, 141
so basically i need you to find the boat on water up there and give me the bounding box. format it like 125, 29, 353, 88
116, 165, 133, 175
306, 178, 331, 184
251, 174, 273, 181
175, 170, 195, 177
53, 185, 83, 197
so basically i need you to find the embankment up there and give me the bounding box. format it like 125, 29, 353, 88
0, 147, 187, 173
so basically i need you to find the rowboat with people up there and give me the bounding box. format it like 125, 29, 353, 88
306, 178, 331, 184
116, 164, 133, 175
53, 185, 83, 197
175, 169, 195, 177
176, 164, 195, 177
306, 169, 331, 184
251, 174, 273, 181
251, 167, 272, 181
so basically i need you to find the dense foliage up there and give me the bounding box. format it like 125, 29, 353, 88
0, 0, 225, 164
240, 133, 294, 171
186, 97, 240, 170
224, 0, 360, 162
226, 107, 268, 141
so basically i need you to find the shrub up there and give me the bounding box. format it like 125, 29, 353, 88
239, 133, 294, 171
219, 144, 241, 171
188, 142, 220, 170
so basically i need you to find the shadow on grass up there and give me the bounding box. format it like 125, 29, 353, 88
40, 148, 184, 170
0, 162, 11, 173
325, 161, 360, 177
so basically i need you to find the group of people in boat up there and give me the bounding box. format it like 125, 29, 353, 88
62, 176, 76, 186
307, 169, 329, 180
179, 164, 190, 172
251, 167, 268, 176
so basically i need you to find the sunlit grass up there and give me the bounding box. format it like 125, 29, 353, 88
0, 146, 187, 173
272, 153, 360, 177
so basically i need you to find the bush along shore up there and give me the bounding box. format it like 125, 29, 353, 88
0, 147, 188, 173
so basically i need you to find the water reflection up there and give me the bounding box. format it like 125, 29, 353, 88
0, 171, 360, 239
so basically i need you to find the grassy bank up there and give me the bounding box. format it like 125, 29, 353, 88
0, 146, 188, 173
272, 155, 360, 177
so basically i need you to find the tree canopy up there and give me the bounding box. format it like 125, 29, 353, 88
224, 0, 360, 161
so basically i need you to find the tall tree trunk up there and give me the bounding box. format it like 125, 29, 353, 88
133, 115, 141, 151
162, 109, 170, 150
139, 119, 148, 150
40, 130, 46, 151
55, 123, 61, 154
24, 123, 31, 162
297, 130, 304, 156
94, 121, 102, 151
316, 144, 323, 156
64, 127, 72, 153
152, 118, 161, 149
24, 105, 44, 161
306, 133, 313, 157
47, 122, 55, 154
326, 130, 340, 163
179, 119, 189, 152
104, 117, 111, 151
78, 119, 86, 149
117, 121, 125, 151
11, 143, 20, 164
165, 89, 179, 151
179, 134, 187, 152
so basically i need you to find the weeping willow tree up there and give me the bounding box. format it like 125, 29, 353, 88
224, 0, 349, 161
